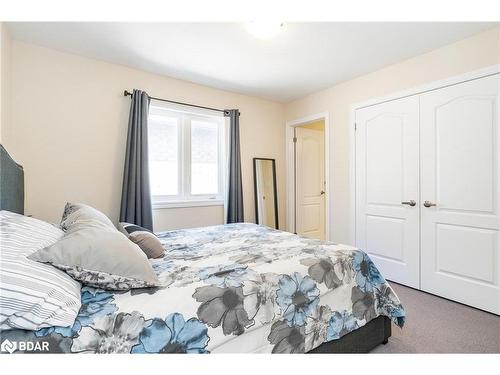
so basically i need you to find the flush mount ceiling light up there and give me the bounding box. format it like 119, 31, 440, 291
244, 22, 284, 39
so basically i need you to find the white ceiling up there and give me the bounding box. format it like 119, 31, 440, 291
7, 22, 498, 102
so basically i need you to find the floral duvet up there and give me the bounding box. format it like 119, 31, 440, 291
2, 223, 405, 354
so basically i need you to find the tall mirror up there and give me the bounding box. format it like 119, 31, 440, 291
253, 158, 279, 229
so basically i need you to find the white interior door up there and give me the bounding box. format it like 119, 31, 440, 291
420, 74, 500, 314
355, 96, 420, 288
295, 127, 325, 239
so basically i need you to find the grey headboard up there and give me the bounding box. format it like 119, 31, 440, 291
0, 144, 24, 214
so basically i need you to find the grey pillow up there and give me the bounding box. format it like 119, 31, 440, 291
28, 223, 161, 291
61, 202, 115, 231
118, 222, 165, 259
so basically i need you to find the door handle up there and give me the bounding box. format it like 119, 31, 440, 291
423, 200, 436, 208
401, 200, 416, 207
320, 190, 325, 195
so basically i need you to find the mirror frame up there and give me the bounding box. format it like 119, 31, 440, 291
253, 157, 279, 229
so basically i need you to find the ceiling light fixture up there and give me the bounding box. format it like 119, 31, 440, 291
245, 22, 284, 39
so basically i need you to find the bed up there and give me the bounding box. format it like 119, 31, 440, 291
0, 145, 404, 354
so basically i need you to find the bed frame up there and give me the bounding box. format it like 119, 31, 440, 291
309, 315, 391, 353
0, 143, 391, 353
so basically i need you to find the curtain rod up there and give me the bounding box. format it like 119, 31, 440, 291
123, 90, 228, 114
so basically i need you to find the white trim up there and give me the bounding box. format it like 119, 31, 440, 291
149, 104, 225, 202
152, 199, 224, 209
150, 98, 224, 118
348, 109, 356, 246
286, 112, 332, 241
349, 64, 500, 247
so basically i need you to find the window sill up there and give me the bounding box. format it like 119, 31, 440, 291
152, 200, 224, 209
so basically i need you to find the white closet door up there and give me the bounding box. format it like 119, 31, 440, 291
355, 96, 420, 288
420, 74, 500, 314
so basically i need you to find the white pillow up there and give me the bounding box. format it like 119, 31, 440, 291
0, 210, 81, 331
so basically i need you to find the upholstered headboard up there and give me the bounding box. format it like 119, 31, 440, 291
0, 144, 24, 214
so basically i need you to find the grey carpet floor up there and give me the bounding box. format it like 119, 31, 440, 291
371, 282, 500, 353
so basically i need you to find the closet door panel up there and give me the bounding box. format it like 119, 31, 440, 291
355, 96, 420, 288
420, 74, 500, 314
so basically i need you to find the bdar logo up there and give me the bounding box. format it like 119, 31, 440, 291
1, 339, 17, 354
0, 339, 49, 353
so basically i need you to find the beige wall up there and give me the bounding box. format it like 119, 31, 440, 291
0, 23, 12, 142
153, 205, 224, 231
3, 40, 285, 231
285, 26, 500, 245
0, 23, 2, 140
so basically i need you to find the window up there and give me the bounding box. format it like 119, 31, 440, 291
148, 102, 225, 207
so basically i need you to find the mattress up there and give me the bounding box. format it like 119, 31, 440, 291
1, 223, 405, 353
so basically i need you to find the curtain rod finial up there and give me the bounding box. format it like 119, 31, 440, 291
124, 90, 132, 97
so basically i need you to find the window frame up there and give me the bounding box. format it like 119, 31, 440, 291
148, 101, 226, 209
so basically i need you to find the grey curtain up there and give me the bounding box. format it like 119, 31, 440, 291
120, 89, 153, 230
224, 109, 244, 223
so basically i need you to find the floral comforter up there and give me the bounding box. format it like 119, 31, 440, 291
2, 223, 405, 353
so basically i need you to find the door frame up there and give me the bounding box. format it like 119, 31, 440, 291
286, 112, 331, 240
349, 64, 500, 247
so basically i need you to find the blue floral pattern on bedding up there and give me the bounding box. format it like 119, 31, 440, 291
2, 223, 405, 353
